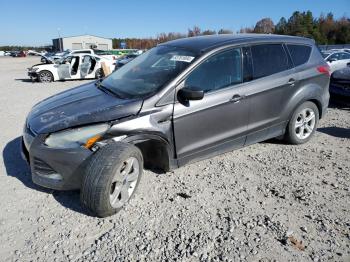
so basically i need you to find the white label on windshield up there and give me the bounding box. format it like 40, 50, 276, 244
170, 55, 195, 63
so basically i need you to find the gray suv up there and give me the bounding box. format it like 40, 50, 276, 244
22, 34, 330, 217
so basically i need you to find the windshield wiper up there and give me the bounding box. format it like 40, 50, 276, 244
95, 80, 123, 98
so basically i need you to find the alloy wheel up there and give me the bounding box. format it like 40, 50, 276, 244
294, 108, 316, 140
39, 72, 52, 82
109, 157, 140, 208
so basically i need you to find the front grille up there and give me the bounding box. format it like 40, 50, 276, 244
33, 157, 56, 176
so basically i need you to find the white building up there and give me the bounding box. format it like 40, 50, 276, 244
52, 34, 112, 51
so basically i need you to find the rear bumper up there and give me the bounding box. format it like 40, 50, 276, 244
21, 133, 93, 190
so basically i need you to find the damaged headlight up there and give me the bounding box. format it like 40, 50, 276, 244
45, 123, 109, 149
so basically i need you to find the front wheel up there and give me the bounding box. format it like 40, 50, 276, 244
80, 142, 143, 217
38, 70, 54, 82
284, 101, 319, 144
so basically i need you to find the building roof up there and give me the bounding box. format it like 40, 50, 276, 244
53, 34, 112, 40
162, 34, 314, 53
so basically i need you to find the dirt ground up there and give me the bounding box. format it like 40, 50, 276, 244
0, 56, 349, 262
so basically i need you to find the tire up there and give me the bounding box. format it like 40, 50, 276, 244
285, 101, 319, 144
38, 70, 54, 83
95, 68, 104, 79
80, 142, 143, 217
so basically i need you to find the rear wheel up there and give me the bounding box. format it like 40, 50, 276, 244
285, 101, 319, 144
80, 142, 143, 217
38, 70, 53, 82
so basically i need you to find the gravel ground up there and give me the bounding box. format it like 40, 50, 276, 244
0, 56, 349, 262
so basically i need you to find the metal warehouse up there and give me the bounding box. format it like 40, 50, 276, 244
52, 34, 112, 51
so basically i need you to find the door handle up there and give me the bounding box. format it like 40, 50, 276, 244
287, 78, 296, 86
230, 94, 244, 103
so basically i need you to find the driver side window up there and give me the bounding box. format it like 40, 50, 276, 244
185, 48, 242, 93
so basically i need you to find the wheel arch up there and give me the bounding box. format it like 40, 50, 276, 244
121, 134, 174, 173
284, 83, 325, 122
38, 69, 56, 81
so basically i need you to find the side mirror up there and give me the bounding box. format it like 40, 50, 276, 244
178, 87, 204, 101
328, 58, 337, 63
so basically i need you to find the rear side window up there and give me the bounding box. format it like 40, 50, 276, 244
340, 52, 350, 60
287, 44, 312, 66
251, 44, 290, 79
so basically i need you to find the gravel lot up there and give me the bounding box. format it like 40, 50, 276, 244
0, 56, 349, 262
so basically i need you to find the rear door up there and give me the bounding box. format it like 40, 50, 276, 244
173, 48, 250, 165
243, 43, 296, 145
80, 55, 92, 78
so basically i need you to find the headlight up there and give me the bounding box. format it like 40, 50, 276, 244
45, 123, 109, 149
31, 67, 39, 72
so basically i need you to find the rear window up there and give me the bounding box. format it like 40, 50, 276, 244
251, 44, 291, 79
287, 44, 312, 66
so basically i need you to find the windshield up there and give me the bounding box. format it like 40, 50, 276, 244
101, 45, 197, 98
321, 52, 330, 58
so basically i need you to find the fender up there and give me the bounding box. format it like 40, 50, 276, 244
281, 82, 325, 122
104, 105, 177, 171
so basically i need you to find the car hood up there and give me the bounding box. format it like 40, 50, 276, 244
29, 51, 53, 64
27, 81, 143, 134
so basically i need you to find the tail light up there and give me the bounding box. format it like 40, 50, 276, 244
317, 65, 330, 76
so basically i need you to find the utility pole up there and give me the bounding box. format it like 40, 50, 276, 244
57, 28, 62, 51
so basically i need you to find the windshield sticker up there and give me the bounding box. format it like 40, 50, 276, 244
170, 55, 195, 63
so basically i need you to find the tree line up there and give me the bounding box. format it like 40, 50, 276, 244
1, 10, 349, 51
112, 11, 349, 49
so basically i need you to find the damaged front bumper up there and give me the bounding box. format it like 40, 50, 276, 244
28, 71, 38, 81
21, 125, 94, 190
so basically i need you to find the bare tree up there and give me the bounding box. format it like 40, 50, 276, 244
254, 18, 275, 33
188, 26, 202, 37
202, 29, 216, 35
239, 27, 254, 33
218, 29, 233, 34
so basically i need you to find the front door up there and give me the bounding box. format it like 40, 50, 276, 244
173, 48, 250, 165
57, 56, 72, 79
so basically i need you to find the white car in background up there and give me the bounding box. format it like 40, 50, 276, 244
40, 49, 117, 63
322, 51, 350, 73
28, 53, 114, 82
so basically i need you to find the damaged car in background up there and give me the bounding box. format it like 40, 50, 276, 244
28, 53, 115, 82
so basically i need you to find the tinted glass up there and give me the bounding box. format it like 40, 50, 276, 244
185, 48, 242, 93
251, 44, 290, 79
287, 44, 312, 66
74, 51, 91, 54
242, 47, 253, 82
340, 52, 350, 59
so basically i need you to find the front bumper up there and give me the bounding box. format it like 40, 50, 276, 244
21, 129, 93, 190
28, 71, 38, 80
